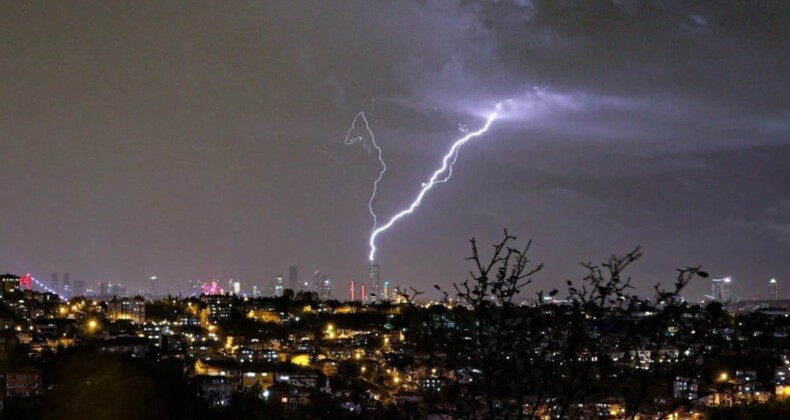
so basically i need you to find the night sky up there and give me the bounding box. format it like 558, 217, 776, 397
2, 1, 788, 300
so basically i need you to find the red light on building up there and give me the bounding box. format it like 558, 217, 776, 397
361, 284, 366, 302
20, 273, 32, 290
349, 280, 355, 301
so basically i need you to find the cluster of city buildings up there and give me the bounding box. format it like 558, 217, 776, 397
27, 262, 395, 306
0, 270, 787, 417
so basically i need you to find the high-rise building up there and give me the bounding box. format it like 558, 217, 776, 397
107, 297, 146, 323
369, 263, 380, 301
73, 280, 85, 297
303, 272, 314, 293
722, 277, 733, 301
712, 278, 722, 301
313, 271, 330, 297
50, 273, 59, 292
288, 265, 298, 291
62, 273, 71, 296
349, 280, 355, 301
252, 285, 259, 297
383, 279, 390, 301
202, 295, 233, 322
712, 277, 733, 302
100, 282, 126, 297
361, 283, 367, 302
319, 273, 332, 300
274, 275, 284, 297
150, 276, 158, 297
770, 278, 779, 300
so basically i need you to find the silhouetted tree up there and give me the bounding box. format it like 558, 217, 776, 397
400, 230, 709, 419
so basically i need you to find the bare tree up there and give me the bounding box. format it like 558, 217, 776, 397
398, 231, 708, 419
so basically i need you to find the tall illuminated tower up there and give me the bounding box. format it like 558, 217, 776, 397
314, 271, 331, 300
369, 262, 380, 301
150, 276, 158, 297
63, 273, 71, 296
721, 277, 733, 301
769, 278, 778, 300
274, 274, 284, 297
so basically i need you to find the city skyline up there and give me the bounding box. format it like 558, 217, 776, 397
6, 267, 786, 304
2, 1, 789, 300
0, 2, 789, 418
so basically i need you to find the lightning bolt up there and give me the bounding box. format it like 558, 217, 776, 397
345, 111, 387, 239
368, 101, 508, 262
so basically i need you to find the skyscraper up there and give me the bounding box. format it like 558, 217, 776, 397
288, 265, 298, 291
319, 273, 332, 300
313, 271, 331, 296
150, 276, 158, 297
722, 277, 733, 301
369, 263, 380, 301
50, 272, 59, 292
312, 271, 323, 294
769, 278, 778, 300
73, 280, 85, 297
712, 277, 733, 302
274, 274, 284, 297
62, 273, 71, 296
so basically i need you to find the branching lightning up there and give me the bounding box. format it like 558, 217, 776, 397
367, 101, 509, 262
345, 111, 387, 239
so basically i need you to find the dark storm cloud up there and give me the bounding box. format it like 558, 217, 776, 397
1, 0, 788, 299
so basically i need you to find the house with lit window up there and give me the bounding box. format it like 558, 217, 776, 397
98, 337, 150, 358
194, 375, 232, 408
5, 367, 42, 397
